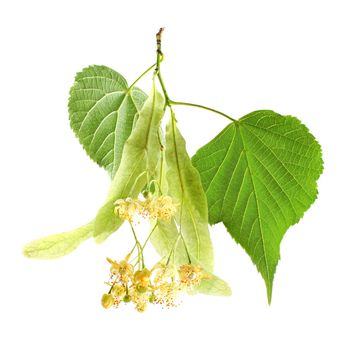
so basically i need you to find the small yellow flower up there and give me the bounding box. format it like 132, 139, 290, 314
111, 284, 126, 299
152, 263, 177, 284
103, 257, 209, 311
114, 195, 176, 222
114, 198, 143, 222
147, 195, 177, 221
134, 268, 151, 291
118, 260, 134, 283
129, 286, 150, 313
150, 263, 180, 308
178, 264, 208, 287
106, 257, 119, 275
107, 257, 134, 283
152, 281, 180, 308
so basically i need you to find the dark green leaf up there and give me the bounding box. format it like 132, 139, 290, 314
192, 110, 323, 302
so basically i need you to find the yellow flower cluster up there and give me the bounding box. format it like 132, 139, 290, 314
101, 258, 209, 312
114, 198, 143, 222
145, 195, 177, 221
114, 195, 176, 222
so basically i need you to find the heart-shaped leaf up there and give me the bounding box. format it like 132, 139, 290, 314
69, 65, 147, 177
192, 110, 323, 302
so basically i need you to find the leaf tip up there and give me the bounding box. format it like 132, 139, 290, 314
266, 280, 273, 305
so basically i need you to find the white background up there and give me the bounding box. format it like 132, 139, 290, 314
1, 0, 349, 349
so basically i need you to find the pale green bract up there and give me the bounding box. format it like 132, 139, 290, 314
163, 115, 214, 271
151, 115, 230, 295
23, 66, 149, 259
151, 219, 189, 265
23, 222, 94, 259
69, 65, 147, 178
192, 110, 323, 302
94, 83, 165, 242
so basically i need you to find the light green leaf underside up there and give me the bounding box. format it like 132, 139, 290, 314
162, 116, 214, 272
193, 273, 232, 296
94, 83, 165, 242
23, 222, 94, 259
69, 65, 147, 178
192, 110, 323, 302
151, 220, 231, 296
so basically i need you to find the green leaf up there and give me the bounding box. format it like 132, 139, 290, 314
69, 65, 147, 178
94, 82, 165, 242
23, 222, 94, 259
192, 110, 323, 302
151, 220, 231, 296
163, 114, 214, 272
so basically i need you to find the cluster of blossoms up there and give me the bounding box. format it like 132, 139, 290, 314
114, 195, 177, 222
101, 256, 209, 312
103, 194, 208, 311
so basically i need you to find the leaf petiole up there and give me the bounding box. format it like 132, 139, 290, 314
128, 63, 157, 91
170, 100, 235, 122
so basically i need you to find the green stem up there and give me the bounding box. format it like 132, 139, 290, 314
155, 28, 171, 108
108, 276, 118, 294
128, 223, 157, 266
157, 70, 171, 107
158, 146, 165, 193
170, 100, 234, 122
154, 28, 234, 122
165, 233, 182, 266
129, 170, 147, 195
141, 223, 158, 251
129, 223, 144, 269
129, 242, 138, 256
179, 233, 192, 265
171, 235, 181, 265
177, 185, 192, 265
128, 63, 157, 91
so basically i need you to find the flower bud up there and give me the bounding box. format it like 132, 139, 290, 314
101, 293, 114, 309
136, 285, 148, 294
134, 268, 151, 282
123, 294, 131, 303
149, 293, 156, 303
